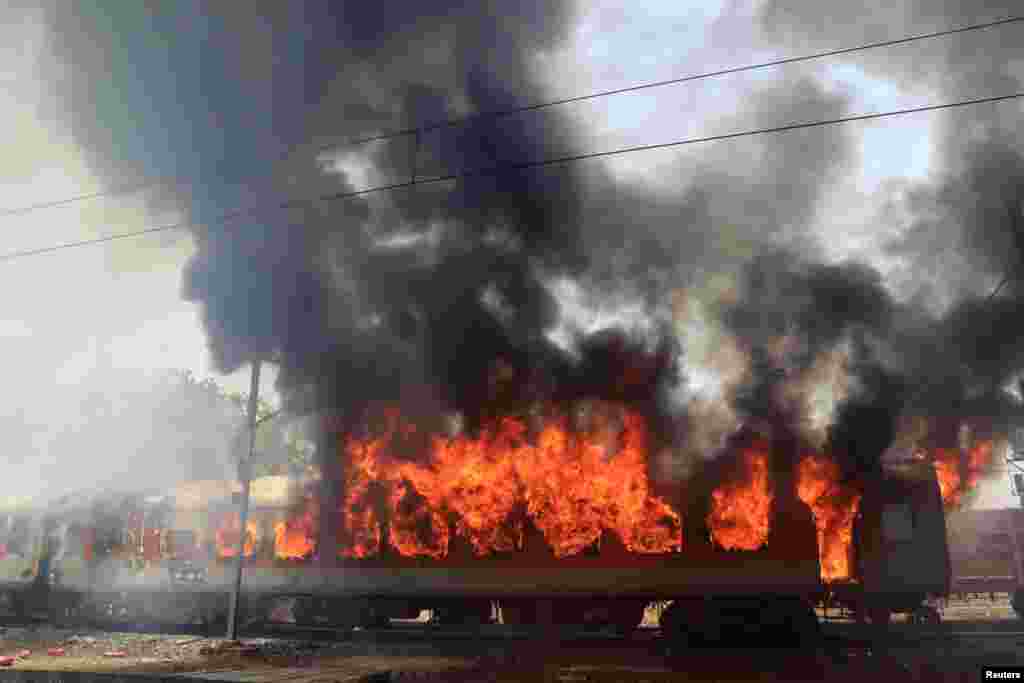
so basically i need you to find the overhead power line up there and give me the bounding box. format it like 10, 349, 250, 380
337, 15, 1024, 146
2, 14, 1022, 220
2, 90, 1021, 264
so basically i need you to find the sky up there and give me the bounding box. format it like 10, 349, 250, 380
1, 0, 1021, 506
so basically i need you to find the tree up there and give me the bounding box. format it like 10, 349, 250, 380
223, 388, 316, 478
30, 368, 256, 499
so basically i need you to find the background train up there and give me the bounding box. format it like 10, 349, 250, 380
945, 507, 1024, 617
0, 422, 955, 645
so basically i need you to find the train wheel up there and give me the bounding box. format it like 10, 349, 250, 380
607, 600, 647, 636
661, 598, 816, 649
499, 599, 539, 626
431, 600, 493, 627
867, 606, 891, 627
0, 590, 19, 619
660, 599, 715, 648
359, 603, 393, 629
552, 600, 588, 629
267, 597, 298, 624
774, 599, 820, 647
909, 605, 941, 626
48, 592, 81, 629
203, 611, 228, 637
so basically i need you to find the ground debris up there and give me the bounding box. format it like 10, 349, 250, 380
198, 639, 241, 656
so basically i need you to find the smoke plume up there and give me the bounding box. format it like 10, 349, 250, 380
754, 0, 1024, 465
33, 0, 1024, 489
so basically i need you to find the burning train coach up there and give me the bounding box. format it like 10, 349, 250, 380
0, 398, 992, 641
18, 0, 1024, 648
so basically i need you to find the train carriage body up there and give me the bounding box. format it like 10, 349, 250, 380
0, 503, 41, 595
851, 456, 951, 608
0, 442, 957, 633
945, 507, 1024, 608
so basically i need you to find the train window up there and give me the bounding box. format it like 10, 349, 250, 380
882, 503, 915, 542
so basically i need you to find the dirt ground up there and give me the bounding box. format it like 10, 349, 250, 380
0, 598, 1020, 682
0, 627, 474, 680
2, 628, 1016, 683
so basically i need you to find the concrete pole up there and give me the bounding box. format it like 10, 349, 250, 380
317, 413, 341, 570
227, 360, 261, 641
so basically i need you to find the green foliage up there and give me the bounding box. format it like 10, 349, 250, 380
712, 223, 756, 262
222, 384, 316, 476
225, 390, 276, 421
85, 368, 318, 481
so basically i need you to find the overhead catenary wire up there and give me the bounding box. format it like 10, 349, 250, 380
332, 15, 1024, 148
1, 91, 1022, 264
2, 14, 1022, 219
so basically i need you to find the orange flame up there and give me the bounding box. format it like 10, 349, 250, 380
707, 443, 773, 551
274, 504, 318, 560
341, 434, 387, 558
215, 513, 259, 559
933, 440, 994, 509
336, 406, 682, 559
796, 454, 860, 582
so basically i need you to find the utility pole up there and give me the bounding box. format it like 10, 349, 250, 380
1010, 428, 1024, 508
226, 359, 261, 641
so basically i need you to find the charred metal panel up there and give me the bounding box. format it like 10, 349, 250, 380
855, 460, 949, 598
947, 507, 1024, 593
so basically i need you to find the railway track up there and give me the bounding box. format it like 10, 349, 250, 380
2, 618, 1021, 683
5, 612, 1023, 647
1, 620, 661, 643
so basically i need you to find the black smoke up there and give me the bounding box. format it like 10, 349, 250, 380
749, 0, 1024, 466
173, 2, 855, 433
40, 2, 869, 458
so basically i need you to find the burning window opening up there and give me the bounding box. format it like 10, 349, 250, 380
796, 454, 861, 583
214, 512, 260, 559
933, 440, 995, 511
250, 402, 998, 587
706, 443, 773, 552
335, 407, 682, 560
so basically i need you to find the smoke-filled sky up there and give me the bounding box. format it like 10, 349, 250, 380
1, 0, 1022, 506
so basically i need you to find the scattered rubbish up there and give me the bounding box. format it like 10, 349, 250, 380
0, 656, 15, 667
15, 649, 31, 659
104, 651, 128, 658
67, 635, 97, 645
47, 648, 65, 657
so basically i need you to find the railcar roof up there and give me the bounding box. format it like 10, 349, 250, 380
0, 495, 35, 514
3, 475, 314, 519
